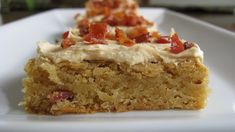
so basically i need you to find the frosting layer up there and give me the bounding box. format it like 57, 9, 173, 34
38, 42, 203, 65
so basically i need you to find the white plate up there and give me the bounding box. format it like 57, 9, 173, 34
0, 8, 235, 132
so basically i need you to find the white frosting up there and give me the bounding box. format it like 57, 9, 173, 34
37, 41, 203, 65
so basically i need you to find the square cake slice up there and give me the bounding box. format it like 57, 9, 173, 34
21, 33, 209, 115
21, 0, 209, 115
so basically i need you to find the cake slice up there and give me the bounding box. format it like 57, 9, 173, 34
21, 0, 209, 115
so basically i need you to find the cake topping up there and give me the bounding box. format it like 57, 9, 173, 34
115, 28, 134, 46
155, 36, 170, 44
38, 42, 204, 65
184, 41, 194, 49
127, 26, 148, 39
61, 38, 76, 49
62, 31, 69, 39
134, 32, 151, 43
83, 22, 108, 44
86, 0, 137, 17
50, 0, 203, 63
86, 0, 122, 17
77, 18, 89, 36
170, 29, 194, 54
103, 11, 153, 27
170, 32, 185, 54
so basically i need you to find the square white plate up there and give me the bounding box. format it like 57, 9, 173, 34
0, 8, 235, 132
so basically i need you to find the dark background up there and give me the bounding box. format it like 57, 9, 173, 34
0, 0, 235, 32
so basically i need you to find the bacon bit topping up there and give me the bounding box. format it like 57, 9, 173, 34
151, 31, 160, 39
156, 36, 170, 44
79, 26, 89, 36
86, 0, 121, 17
77, 18, 90, 36
125, 15, 139, 26
61, 38, 76, 49
92, 0, 121, 9
138, 16, 154, 26
134, 33, 151, 43
77, 18, 89, 28
62, 31, 69, 39
170, 33, 185, 54
103, 11, 153, 27
124, 2, 138, 10
184, 41, 194, 49
115, 28, 134, 46
48, 90, 74, 103
127, 26, 148, 39
105, 15, 119, 26
105, 32, 115, 40
84, 22, 108, 44
105, 12, 125, 26
89, 22, 108, 38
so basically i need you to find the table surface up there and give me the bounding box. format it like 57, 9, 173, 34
1, 10, 235, 33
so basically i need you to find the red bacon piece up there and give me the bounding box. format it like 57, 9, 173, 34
115, 28, 134, 46
127, 26, 148, 39
62, 31, 69, 39
184, 41, 194, 49
125, 15, 139, 26
170, 33, 185, 54
134, 33, 151, 43
77, 18, 90, 36
86, 0, 121, 17
61, 38, 76, 49
156, 36, 170, 44
83, 22, 108, 44
103, 11, 153, 27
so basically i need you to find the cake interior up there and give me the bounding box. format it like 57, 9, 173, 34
22, 56, 208, 115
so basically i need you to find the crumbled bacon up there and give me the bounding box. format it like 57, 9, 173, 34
77, 18, 90, 36
77, 18, 89, 28
125, 15, 139, 26
134, 33, 151, 43
89, 22, 108, 38
170, 33, 185, 54
127, 26, 148, 39
79, 26, 89, 36
104, 12, 125, 26
115, 28, 134, 46
92, 0, 120, 9
184, 41, 194, 49
103, 11, 153, 27
83, 22, 108, 44
62, 31, 69, 39
61, 38, 76, 49
156, 36, 170, 44
86, 0, 121, 17
124, 2, 138, 10
105, 32, 115, 40
48, 90, 74, 103
138, 16, 154, 26
105, 14, 120, 26
151, 31, 160, 39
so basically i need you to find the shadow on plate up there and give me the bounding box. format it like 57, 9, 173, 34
2, 74, 25, 114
